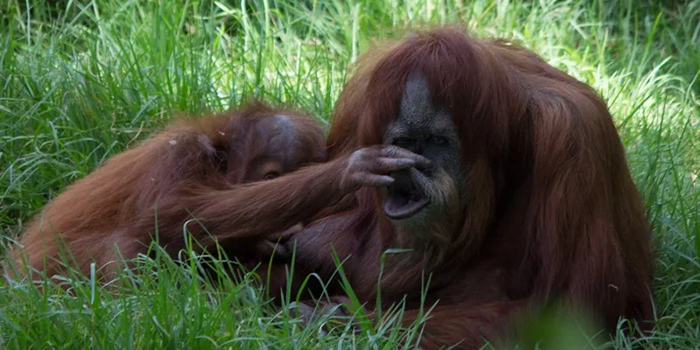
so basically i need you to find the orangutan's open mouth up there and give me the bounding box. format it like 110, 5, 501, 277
384, 169, 430, 220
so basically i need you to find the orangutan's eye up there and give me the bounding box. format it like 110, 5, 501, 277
429, 136, 448, 145
263, 171, 281, 180
393, 137, 413, 148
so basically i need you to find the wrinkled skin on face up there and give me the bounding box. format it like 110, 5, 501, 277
382, 75, 464, 232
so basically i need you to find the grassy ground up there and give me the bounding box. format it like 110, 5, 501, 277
1, 0, 699, 348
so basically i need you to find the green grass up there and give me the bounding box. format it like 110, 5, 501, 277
1, 0, 699, 348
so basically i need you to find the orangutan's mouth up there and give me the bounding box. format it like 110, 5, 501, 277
384, 170, 430, 220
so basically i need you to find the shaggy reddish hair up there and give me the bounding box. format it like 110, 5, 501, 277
319, 26, 654, 339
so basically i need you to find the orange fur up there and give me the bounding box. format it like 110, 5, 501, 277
5, 102, 334, 282
284, 26, 654, 349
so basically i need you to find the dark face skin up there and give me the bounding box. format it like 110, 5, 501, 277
244, 114, 326, 183
382, 75, 463, 228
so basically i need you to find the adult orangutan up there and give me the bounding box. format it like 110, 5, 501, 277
284, 27, 655, 348
4, 102, 430, 285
